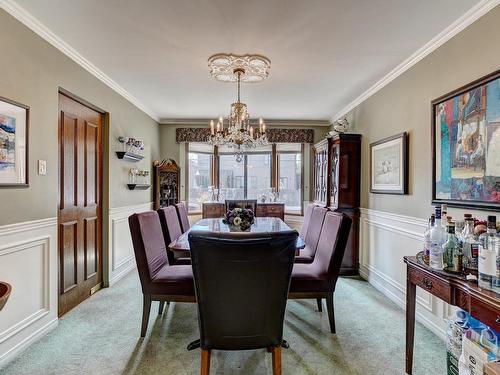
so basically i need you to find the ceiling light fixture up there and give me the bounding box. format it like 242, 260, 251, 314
207, 53, 270, 162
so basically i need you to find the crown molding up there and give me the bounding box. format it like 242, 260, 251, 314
0, 0, 160, 122
160, 118, 331, 127
331, 0, 500, 122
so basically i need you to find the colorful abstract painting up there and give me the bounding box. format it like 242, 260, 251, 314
432, 71, 500, 209
0, 97, 29, 187
0, 114, 16, 171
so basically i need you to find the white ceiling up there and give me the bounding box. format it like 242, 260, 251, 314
10, 0, 483, 121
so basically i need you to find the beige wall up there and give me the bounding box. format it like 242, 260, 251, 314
351, 5, 500, 219
0, 10, 160, 225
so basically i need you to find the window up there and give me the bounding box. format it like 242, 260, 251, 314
277, 143, 303, 214
187, 143, 213, 212
219, 146, 272, 199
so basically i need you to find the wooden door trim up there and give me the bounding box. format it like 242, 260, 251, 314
57, 89, 106, 316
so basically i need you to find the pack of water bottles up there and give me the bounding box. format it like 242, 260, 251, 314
446, 310, 500, 375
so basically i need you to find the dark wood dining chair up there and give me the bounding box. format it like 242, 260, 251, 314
294, 206, 327, 264
128, 211, 195, 337
175, 201, 191, 233
299, 203, 315, 239
289, 211, 352, 333
158, 206, 191, 265
188, 229, 298, 375
225, 199, 257, 213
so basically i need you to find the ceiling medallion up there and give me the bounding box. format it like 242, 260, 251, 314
207, 53, 270, 162
208, 53, 271, 83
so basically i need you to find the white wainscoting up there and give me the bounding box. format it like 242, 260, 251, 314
0, 217, 58, 367
359, 208, 452, 340
108, 202, 153, 285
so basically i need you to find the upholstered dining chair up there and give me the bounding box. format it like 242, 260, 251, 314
158, 206, 191, 265
128, 211, 195, 337
225, 199, 257, 213
299, 203, 315, 239
175, 201, 191, 233
294, 206, 328, 264
289, 211, 352, 334
188, 229, 298, 375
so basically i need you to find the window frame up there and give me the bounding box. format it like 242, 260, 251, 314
185, 144, 214, 214
276, 144, 304, 215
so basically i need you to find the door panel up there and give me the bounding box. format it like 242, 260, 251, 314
58, 93, 103, 316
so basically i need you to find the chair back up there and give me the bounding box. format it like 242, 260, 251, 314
188, 230, 298, 351
158, 206, 183, 263
313, 211, 352, 286
128, 211, 169, 292
225, 199, 257, 213
175, 202, 190, 232
299, 203, 315, 238
304, 206, 327, 254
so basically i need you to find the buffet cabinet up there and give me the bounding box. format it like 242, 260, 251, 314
202, 202, 285, 221
312, 134, 361, 275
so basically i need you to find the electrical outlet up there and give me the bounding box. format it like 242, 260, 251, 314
38, 160, 47, 175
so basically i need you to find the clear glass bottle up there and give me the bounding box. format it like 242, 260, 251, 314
479, 216, 499, 292
443, 223, 459, 271
441, 204, 448, 230
430, 206, 446, 270
423, 214, 435, 265
462, 217, 480, 275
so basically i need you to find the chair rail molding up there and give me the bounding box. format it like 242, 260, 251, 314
108, 202, 153, 285
0, 218, 58, 368
359, 207, 451, 340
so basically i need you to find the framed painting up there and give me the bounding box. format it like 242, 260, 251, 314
370, 132, 408, 195
432, 69, 500, 210
0, 96, 29, 187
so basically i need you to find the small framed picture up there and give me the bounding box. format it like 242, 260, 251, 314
370, 132, 408, 194
0, 96, 29, 187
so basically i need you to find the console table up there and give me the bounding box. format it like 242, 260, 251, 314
404, 255, 500, 374
202, 202, 285, 220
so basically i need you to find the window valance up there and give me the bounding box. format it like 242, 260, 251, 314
175, 128, 314, 144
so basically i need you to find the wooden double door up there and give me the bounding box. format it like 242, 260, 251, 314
58, 92, 103, 316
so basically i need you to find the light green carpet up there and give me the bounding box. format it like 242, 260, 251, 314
0, 272, 445, 375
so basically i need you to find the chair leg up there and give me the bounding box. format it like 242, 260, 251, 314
316, 298, 323, 312
158, 301, 165, 315
326, 293, 336, 334
201, 349, 211, 375
271, 346, 282, 375
141, 294, 152, 337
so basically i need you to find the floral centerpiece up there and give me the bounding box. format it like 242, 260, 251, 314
222, 208, 255, 231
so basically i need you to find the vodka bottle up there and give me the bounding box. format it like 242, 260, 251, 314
479, 216, 499, 292
429, 206, 446, 270
460, 213, 473, 239
462, 217, 480, 275
423, 214, 435, 265
443, 223, 459, 271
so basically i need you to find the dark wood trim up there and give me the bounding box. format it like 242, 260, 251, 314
430, 69, 500, 210
58, 87, 106, 114
0, 96, 29, 188
369, 132, 409, 195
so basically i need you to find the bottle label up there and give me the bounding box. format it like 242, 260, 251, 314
478, 246, 496, 276
471, 244, 479, 258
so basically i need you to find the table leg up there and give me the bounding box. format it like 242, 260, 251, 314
406, 267, 416, 375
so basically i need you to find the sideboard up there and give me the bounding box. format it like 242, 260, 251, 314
202, 202, 285, 221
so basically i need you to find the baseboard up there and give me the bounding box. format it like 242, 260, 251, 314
0, 318, 58, 369
109, 262, 136, 286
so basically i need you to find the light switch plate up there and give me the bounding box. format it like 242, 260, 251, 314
38, 160, 47, 175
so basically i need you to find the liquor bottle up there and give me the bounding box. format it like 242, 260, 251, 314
462, 217, 480, 275
460, 213, 473, 240
479, 216, 499, 292
423, 214, 435, 264
429, 206, 446, 270
443, 223, 459, 271
441, 204, 448, 229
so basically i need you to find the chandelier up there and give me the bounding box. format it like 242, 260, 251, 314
207, 53, 270, 162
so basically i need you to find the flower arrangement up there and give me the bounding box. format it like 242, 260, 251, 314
222, 208, 255, 231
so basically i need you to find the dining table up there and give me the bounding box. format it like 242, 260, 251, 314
169, 217, 305, 254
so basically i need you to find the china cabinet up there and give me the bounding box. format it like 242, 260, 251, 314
312, 133, 361, 274
153, 160, 181, 209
